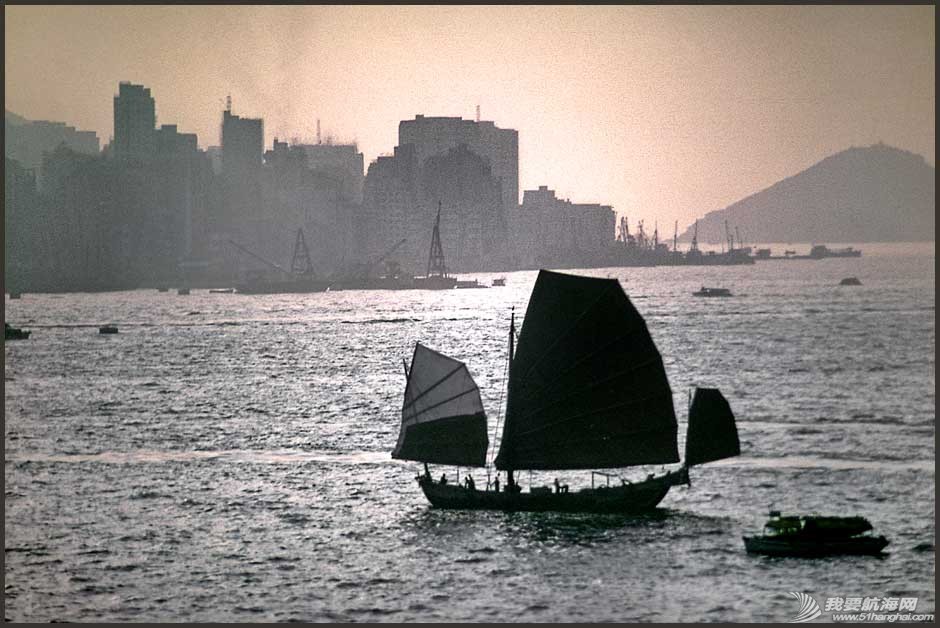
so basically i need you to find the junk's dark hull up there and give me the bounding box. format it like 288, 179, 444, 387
743, 535, 889, 557
418, 470, 686, 514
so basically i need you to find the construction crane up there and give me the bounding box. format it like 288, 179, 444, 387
227, 239, 290, 275
618, 216, 631, 243
290, 229, 314, 275
355, 238, 407, 279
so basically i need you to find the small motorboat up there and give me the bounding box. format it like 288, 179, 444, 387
9, 292, 22, 299
492, 277, 506, 287
5, 323, 30, 340
177, 287, 190, 295
743, 511, 889, 557
209, 288, 235, 294
692, 286, 733, 297
99, 325, 119, 334
839, 277, 862, 286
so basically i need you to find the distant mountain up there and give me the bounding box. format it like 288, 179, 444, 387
5, 110, 30, 126
678, 144, 935, 243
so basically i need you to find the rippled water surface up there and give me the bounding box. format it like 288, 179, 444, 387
5, 244, 935, 621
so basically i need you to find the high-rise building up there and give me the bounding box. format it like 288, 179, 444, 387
398, 115, 519, 211
220, 109, 263, 236
5, 113, 100, 192
112, 82, 155, 162
297, 143, 365, 204
514, 185, 616, 268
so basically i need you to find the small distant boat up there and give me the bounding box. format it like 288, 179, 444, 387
9, 292, 22, 299
492, 277, 506, 287
693, 286, 733, 297
743, 511, 889, 557
209, 288, 235, 294
5, 323, 30, 340
839, 277, 862, 286
99, 325, 119, 334
157, 286, 169, 292
177, 288, 190, 295
456, 279, 488, 289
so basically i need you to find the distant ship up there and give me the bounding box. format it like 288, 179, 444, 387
809, 244, 862, 259
411, 203, 458, 290
756, 244, 864, 261
232, 229, 333, 295
330, 239, 415, 291
693, 286, 733, 297
392, 270, 741, 513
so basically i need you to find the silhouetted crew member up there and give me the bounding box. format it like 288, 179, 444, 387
440, 473, 448, 485
493, 476, 500, 493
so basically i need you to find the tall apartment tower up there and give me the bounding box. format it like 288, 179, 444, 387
112, 82, 156, 162
220, 109, 263, 233
398, 115, 519, 211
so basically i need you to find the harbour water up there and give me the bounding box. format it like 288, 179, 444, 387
4, 243, 935, 621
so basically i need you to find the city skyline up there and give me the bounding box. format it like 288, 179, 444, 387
5, 4, 935, 232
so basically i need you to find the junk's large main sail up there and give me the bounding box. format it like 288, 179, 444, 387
685, 387, 740, 466
393, 343, 488, 467
495, 270, 679, 471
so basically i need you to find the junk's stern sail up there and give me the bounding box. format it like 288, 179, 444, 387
685, 387, 740, 466
394, 343, 488, 467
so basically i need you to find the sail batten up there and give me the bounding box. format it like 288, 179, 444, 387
403, 363, 466, 413
394, 343, 488, 467
405, 387, 481, 420
495, 270, 679, 471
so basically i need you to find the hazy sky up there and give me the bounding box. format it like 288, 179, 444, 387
5, 5, 935, 233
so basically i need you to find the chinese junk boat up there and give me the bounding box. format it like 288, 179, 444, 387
743, 511, 889, 557
393, 269, 741, 513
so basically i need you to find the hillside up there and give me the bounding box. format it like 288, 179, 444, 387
5, 110, 29, 126
678, 143, 935, 243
